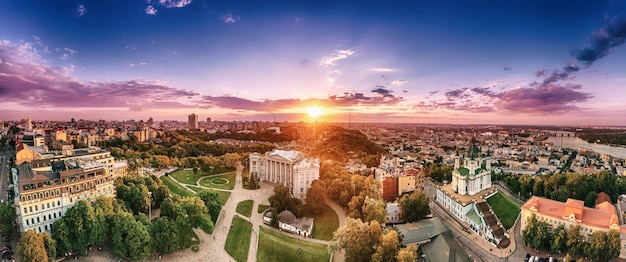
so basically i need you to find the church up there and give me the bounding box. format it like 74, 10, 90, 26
435, 135, 510, 248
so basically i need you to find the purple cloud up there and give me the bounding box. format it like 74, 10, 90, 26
495, 84, 592, 114
0, 40, 199, 111
535, 68, 546, 77
574, 14, 626, 65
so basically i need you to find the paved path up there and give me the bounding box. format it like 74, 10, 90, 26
70, 164, 344, 262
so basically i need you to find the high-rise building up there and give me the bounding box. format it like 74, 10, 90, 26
188, 113, 198, 129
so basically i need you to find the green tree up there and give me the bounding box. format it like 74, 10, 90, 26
551, 224, 567, 253
372, 230, 400, 262
151, 217, 180, 255
51, 219, 72, 256
328, 218, 382, 262
396, 245, 417, 262
566, 225, 583, 256
398, 190, 431, 222
198, 190, 223, 223
305, 180, 327, 214
607, 230, 621, 260
42, 232, 57, 261
586, 231, 607, 261
269, 184, 301, 214
109, 212, 152, 260
17, 229, 51, 262
63, 200, 99, 255
0, 202, 17, 236
115, 180, 150, 214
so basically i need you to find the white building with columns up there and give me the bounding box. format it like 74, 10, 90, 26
249, 150, 320, 200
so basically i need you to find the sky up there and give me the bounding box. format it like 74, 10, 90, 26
1, 0, 626, 125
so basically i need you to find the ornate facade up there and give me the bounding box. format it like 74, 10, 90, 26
249, 150, 319, 200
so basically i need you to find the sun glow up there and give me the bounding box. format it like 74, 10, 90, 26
306, 106, 324, 118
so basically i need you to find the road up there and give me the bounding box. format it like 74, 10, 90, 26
0, 146, 12, 204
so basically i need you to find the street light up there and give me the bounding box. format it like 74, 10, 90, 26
148, 191, 152, 220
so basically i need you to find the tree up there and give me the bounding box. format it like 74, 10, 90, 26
269, 184, 301, 214
607, 230, 621, 260
305, 180, 327, 214
586, 231, 607, 261
115, 179, 150, 214
42, 232, 57, 261
17, 229, 51, 262
551, 224, 567, 253
151, 217, 180, 255
566, 225, 583, 256
372, 230, 400, 262
198, 190, 223, 223
0, 202, 17, 236
109, 212, 152, 260
51, 219, 71, 256
328, 218, 382, 262
62, 200, 99, 255
362, 196, 386, 224
398, 190, 431, 222
396, 245, 417, 262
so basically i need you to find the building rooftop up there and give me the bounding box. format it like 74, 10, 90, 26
522, 196, 619, 229
268, 149, 302, 161
396, 217, 449, 245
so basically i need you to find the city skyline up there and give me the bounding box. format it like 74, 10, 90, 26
1, 1, 626, 125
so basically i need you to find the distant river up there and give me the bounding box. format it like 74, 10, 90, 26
545, 136, 626, 159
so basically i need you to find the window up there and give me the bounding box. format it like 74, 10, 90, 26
37, 217, 40, 223
43, 216, 46, 221
35, 205, 38, 211
57, 201, 60, 206
45, 225, 48, 231
29, 207, 32, 213
26, 220, 29, 226
24, 207, 27, 214
53, 213, 57, 219
47, 203, 50, 209
48, 214, 51, 220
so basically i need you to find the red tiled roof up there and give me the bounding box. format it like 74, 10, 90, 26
522, 196, 618, 229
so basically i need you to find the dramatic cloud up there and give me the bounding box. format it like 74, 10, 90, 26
416, 64, 592, 115
493, 84, 592, 114
574, 14, 626, 65
221, 13, 239, 24
0, 39, 198, 110
75, 5, 87, 17
319, 49, 355, 66
145, 6, 158, 15
370, 67, 394, 72
391, 80, 407, 86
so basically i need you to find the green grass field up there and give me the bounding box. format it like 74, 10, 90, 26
187, 186, 232, 205
161, 176, 196, 197
257, 227, 330, 262
486, 191, 521, 230
236, 200, 254, 217
257, 204, 270, 214
199, 172, 236, 190
170, 169, 205, 186
225, 216, 252, 262
300, 204, 339, 241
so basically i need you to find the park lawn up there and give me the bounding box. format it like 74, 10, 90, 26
161, 176, 196, 197
225, 216, 252, 262
257, 227, 330, 262
199, 172, 236, 190
171, 169, 205, 186
257, 204, 270, 214
236, 200, 254, 217
187, 186, 232, 205
486, 191, 521, 230
300, 204, 339, 241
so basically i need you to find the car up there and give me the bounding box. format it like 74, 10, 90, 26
1, 236, 9, 242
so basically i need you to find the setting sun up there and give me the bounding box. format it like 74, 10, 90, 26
306, 106, 324, 118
